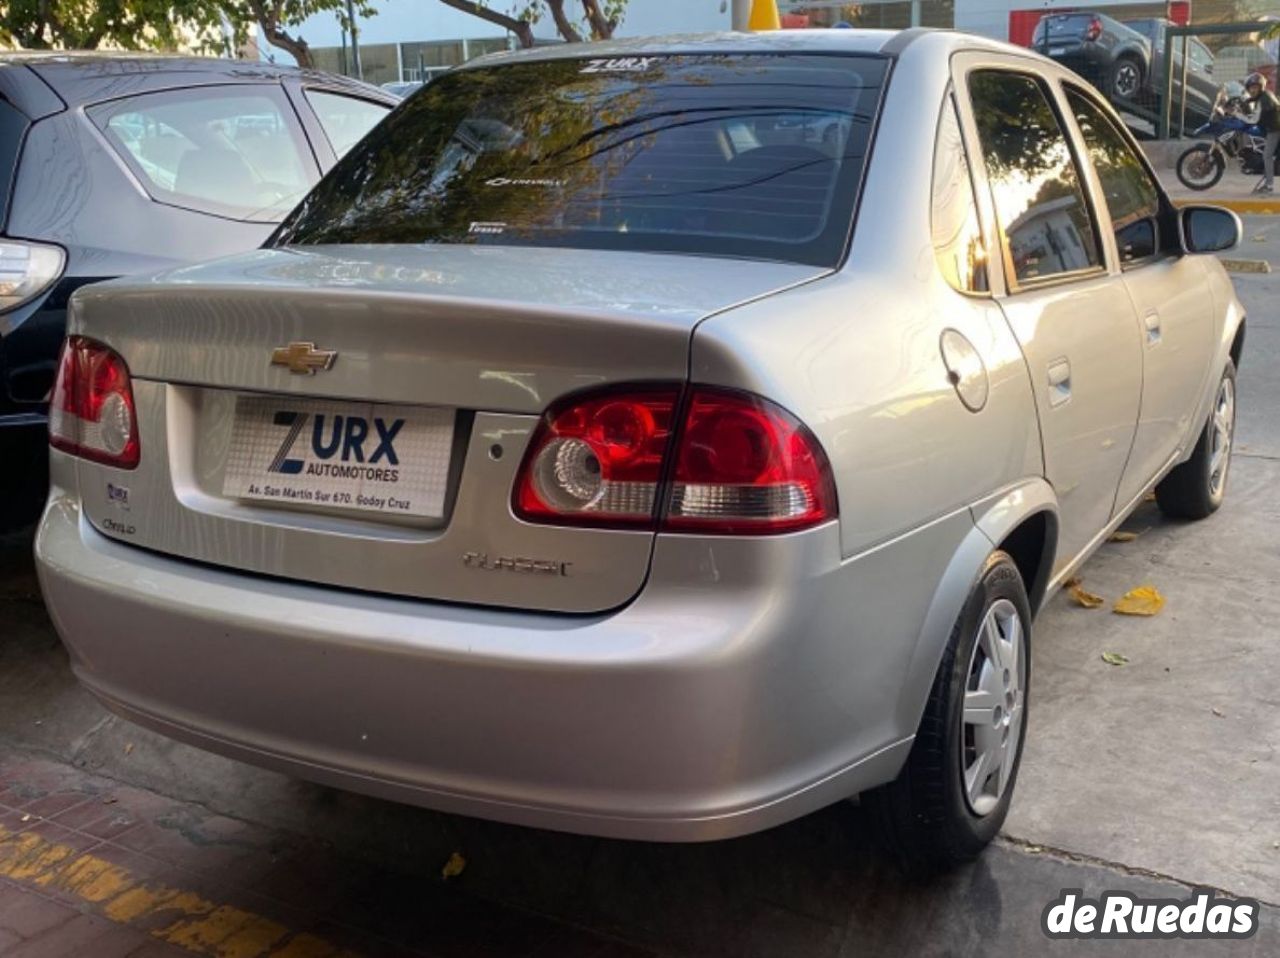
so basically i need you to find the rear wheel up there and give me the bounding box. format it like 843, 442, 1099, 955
1156, 360, 1236, 520
863, 552, 1031, 874
1176, 143, 1226, 190
1109, 56, 1143, 100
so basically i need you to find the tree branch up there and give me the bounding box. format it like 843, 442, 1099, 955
546, 0, 581, 42
580, 0, 614, 39
437, 0, 536, 48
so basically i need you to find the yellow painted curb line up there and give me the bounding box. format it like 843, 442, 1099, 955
1173, 197, 1280, 214
0, 824, 362, 958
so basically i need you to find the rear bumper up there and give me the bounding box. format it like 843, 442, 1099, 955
36, 476, 973, 841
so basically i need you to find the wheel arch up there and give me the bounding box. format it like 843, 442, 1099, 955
890, 479, 1059, 744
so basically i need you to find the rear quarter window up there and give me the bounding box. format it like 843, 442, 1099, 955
88, 86, 318, 223
0, 99, 30, 231
274, 53, 888, 267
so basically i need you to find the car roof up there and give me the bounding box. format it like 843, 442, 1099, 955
457, 28, 1045, 71
0, 52, 394, 110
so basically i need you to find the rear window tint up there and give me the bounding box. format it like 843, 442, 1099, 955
274, 54, 888, 267
0, 100, 29, 230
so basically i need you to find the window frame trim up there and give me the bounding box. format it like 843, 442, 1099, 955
1059, 80, 1172, 273
929, 86, 993, 298
952, 57, 1111, 298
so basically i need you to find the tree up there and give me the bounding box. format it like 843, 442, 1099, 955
212, 0, 377, 69
0, 0, 373, 69
436, 0, 627, 49
0, 0, 224, 52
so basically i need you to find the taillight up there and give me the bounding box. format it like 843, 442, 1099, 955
513, 385, 836, 535
514, 386, 679, 527
664, 388, 835, 534
1084, 17, 1102, 41
48, 336, 140, 469
0, 240, 65, 313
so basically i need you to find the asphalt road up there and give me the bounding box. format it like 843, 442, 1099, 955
1, 223, 1278, 956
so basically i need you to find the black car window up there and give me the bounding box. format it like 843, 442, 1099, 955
1066, 86, 1161, 263
0, 99, 29, 231
967, 70, 1103, 287
88, 86, 317, 222
932, 97, 988, 294
274, 54, 889, 268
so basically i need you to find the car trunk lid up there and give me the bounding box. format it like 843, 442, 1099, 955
69, 244, 825, 613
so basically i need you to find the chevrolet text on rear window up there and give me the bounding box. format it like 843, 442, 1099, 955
273, 53, 888, 267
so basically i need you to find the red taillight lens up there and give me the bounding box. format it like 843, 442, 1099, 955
1084, 17, 1102, 41
513, 387, 679, 527
513, 385, 836, 534
664, 388, 835, 534
48, 336, 140, 469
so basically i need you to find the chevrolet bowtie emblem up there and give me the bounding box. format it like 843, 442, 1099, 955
270, 342, 337, 375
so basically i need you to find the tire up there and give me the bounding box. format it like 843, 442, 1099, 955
0, 426, 49, 534
1155, 360, 1236, 520
863, 552, 1031, 875
1109, 55, 1143, 101
1176, 143, 1226, 191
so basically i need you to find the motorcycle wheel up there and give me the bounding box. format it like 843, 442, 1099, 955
1176, 144, 1226, 190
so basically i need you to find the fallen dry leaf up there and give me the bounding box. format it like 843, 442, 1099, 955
1211, 707, 1225, 718
1114, 585, 1165, 617
1108, 531, 1139, 543
124, 743, 134, 755
1101, 651, 1130, 666
441, 851, 467, 880
1069, 583, 1105, 609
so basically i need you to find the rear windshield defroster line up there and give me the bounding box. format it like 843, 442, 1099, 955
273, 53, 888, 267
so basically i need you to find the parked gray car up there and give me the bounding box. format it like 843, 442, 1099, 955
36, 30, 1243, 871
0, 53, 396, 531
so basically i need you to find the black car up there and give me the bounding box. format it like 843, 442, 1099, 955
0, 54, 396, 530
1033, 14, 1219, 130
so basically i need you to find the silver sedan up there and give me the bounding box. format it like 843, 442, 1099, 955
36, 28, 1243, 871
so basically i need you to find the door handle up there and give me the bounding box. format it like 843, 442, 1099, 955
1143, 309, 1162, 345
1047, 358, 1071, 407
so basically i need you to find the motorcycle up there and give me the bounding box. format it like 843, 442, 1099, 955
1176, 85, 1278, 190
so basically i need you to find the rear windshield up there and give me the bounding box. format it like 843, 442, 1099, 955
273, 53, 888, 267
1034, 16, 1090, 40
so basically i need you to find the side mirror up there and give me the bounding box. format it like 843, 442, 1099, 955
1180, 205, 1241, 253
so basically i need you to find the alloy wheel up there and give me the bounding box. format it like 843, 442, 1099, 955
961, 598, 1026, 817
1114, 62, 1140, 98
1209, 374, 1235, 499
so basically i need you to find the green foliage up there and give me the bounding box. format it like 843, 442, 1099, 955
0, 0, 224, 51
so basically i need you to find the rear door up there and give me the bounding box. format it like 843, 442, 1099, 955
956, 59, 1143, 572
1062, 83, 1213, 509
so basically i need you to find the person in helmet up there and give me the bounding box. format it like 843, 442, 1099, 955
1245, 72, 1280, 192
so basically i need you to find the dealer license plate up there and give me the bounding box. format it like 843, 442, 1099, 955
222, 396, 454, 518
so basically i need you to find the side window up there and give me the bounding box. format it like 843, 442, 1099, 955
967, 70, 1102, 286
931, 98, 989, 294
89, 87, 315, 222
1066, 87, 1162, 263
305, 91, 391, 157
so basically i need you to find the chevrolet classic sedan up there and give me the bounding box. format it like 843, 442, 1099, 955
36, 29, 1243, 871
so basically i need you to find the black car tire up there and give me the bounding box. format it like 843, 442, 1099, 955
1176, 143, 1226, 190
1109, 55, 1144, 100
1156, 360, 1236, 520
863, 552, 1031, 875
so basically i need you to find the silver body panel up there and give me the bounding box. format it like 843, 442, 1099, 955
37, 29, 1244, 840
